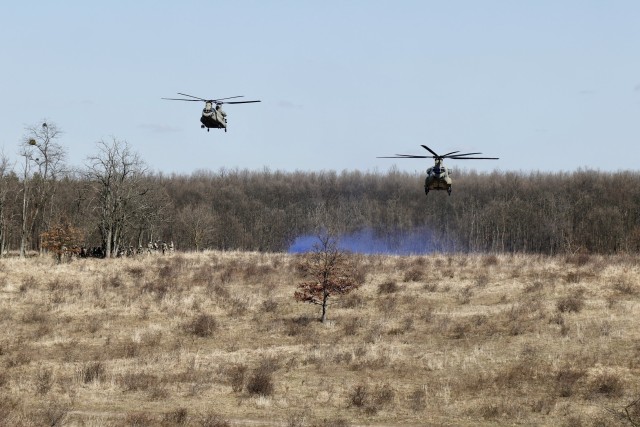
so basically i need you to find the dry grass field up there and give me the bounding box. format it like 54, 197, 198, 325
1, 251, 639, 426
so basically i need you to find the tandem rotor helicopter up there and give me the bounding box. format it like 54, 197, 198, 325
378, 145, 498, 196
162, 93, 261, 132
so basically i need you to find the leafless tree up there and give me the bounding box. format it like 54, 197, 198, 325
177, 204, 217, 251
85, 138, 147, 258
0, 151, 13, 256
18, 121, 66, 257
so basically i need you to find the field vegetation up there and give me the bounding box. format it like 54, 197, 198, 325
1, 251, 639, 426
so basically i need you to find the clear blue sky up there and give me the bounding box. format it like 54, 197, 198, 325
1, 1, 639, 175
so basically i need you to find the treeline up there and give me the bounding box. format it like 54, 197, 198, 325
1, 125, 639, 256
157, 168, 640, 254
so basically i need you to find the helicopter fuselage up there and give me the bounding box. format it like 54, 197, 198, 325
424, 161, 452, 195
200, 102, 227, 131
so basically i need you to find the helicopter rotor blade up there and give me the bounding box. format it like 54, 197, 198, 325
376, 155, 430, 159
442, 151, 461, 157
212, 95, 246, 102
162, 97, 202, 101
220, 100, 262, 105
176, 93, 208, 101
445, 152, 483, 158
420, 145, 440, 157
447, 156, 499, 160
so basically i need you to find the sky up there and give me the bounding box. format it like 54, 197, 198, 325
1, 1, 639, 175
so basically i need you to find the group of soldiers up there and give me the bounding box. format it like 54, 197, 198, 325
116, 241, 175, 257
75, 241, 175, 258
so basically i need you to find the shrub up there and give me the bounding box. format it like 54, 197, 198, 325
125, 412, 156, 426
0, 396, 19, 424
377, 281, 398, 294
226, 364, 247, 393
348, 384, 368, 408
38, 400, 71, 427
565, 272, 581, 284
373, 383, 395, 407
566, 253, 590, 266
78, 361, 105, 384
341, 293, 365, 309
482, 255, 499, 266
35, 366, 54, 395
198, 412, 231, 427
588, 372, 624, 398
613, 280, 637, 295
523, 281, 544, 293
208, 282, 231, 300
409, 387, 427, 412
423, 282, 438, 292
475, 273, 490, 287
120, 372, 159, 392
162, 408, 188, 426
403, 268, 424, 282
556, 292, 585, 313
246, 362, 275, 396
554, 365, 586, 397
346, 383, 394, 415
311, 419, 351, 427
262, 299, 278, 313
456, 286, 474, 305
184, 313, 217, 338
342, 316, 362, 336
286, 315, 312, 337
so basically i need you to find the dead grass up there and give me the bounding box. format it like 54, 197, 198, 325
0, 252, 638, 425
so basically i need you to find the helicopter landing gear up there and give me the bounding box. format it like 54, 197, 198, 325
447, 187, 452, 196
201, 124, 205, 129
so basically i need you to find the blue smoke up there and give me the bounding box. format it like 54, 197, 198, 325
288, 228, 438, 255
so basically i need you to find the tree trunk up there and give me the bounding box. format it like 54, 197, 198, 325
320, 291, 329, 323
105, 228, 112, 258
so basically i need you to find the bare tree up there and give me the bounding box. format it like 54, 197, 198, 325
178, 204, 217, 251
294, 232, 361, 323
85, 138, 147, 258
0, 151, 13, 257
18, 121, 66, 257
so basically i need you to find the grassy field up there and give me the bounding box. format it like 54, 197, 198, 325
0, 251, 639, 426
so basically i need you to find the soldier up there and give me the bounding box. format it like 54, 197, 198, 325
162, 241, 168, 255
169, 241, 175, 253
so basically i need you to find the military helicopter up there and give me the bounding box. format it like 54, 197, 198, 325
378, 145, 498, 196
162, 93, 261, 132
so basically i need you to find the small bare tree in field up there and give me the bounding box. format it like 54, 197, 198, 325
294, 233, 360, 323
41, 218, 84, 263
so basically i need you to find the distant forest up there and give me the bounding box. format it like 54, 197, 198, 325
1, 125, 639, 256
